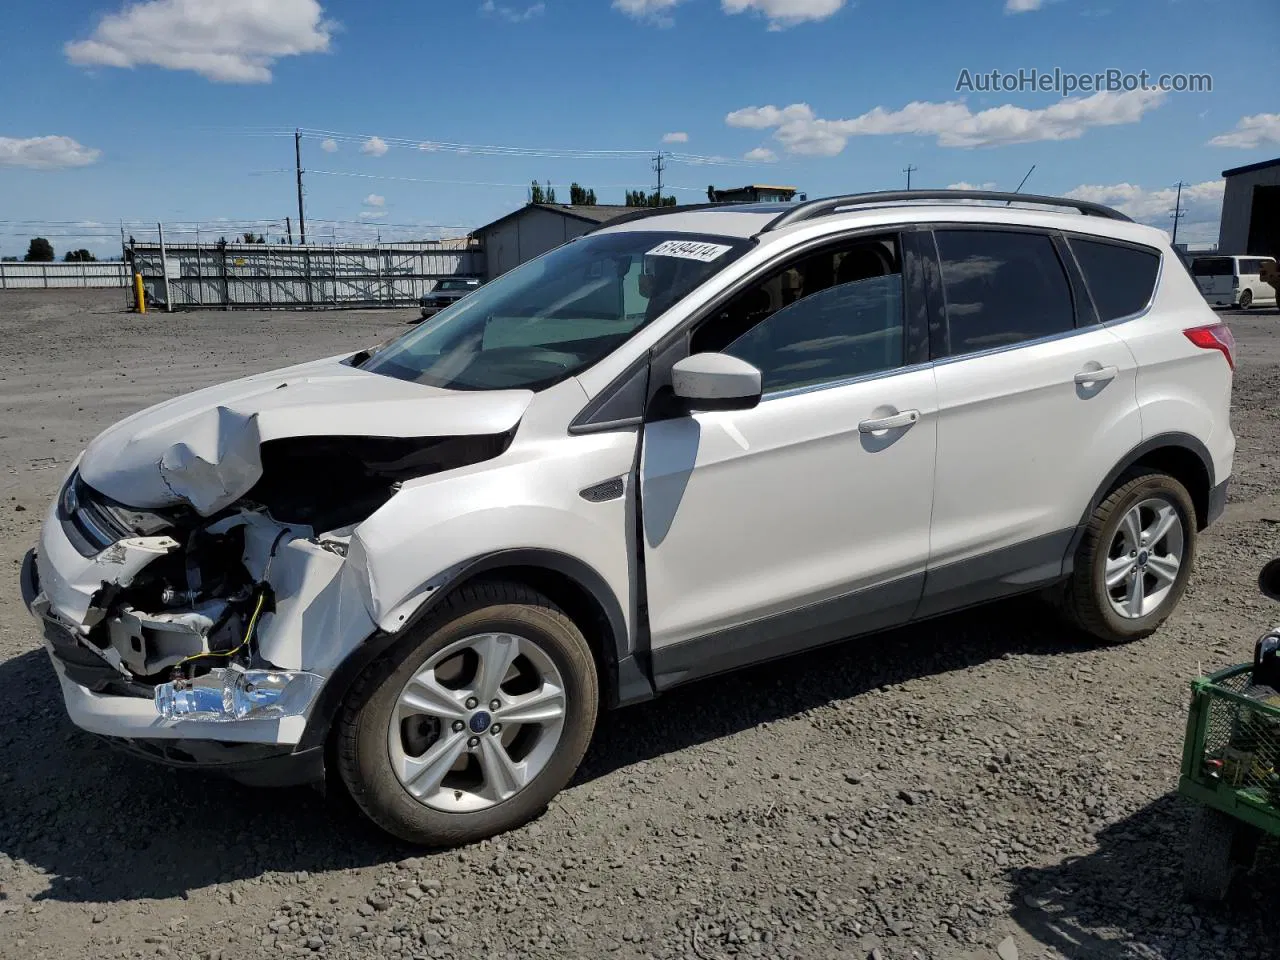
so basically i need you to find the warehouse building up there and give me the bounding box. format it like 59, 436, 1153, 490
1218, 157, 1280, 258
473, 203, 632, 279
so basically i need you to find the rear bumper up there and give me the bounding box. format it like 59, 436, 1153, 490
1206, 477, 1229, 527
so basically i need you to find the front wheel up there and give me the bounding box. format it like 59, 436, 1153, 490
1057, 471, 1197, 643
336, 581, 598, 847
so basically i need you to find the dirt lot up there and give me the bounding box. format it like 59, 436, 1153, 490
2, 289, 1280, 960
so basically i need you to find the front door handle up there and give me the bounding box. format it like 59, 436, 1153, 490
858, 409, 920, 433
1074, 365, 1119, 385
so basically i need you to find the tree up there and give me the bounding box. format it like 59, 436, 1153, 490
530, 181, 544, 204
240, 232, 266, 244
23, 237, 54, 262
64, 249, 97, 262
569, 183, 598, 205
625, 189, 677, 208
707, 185, 717, 202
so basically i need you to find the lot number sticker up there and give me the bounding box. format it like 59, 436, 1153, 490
646, 240, 733, 263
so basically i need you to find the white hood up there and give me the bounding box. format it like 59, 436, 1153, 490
78, 355, 533, 515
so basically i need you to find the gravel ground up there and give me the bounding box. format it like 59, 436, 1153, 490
2, 289, 1280, 960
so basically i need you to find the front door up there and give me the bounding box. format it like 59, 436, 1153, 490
639, 232, 938, 688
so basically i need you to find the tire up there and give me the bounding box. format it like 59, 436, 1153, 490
336, 580, 598, 847
1183, 807, 1258, 901
1239, 289, 1253, 310
1057, 470, 1197, 643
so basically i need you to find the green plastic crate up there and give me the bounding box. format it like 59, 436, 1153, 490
1178, 663, 1280, 839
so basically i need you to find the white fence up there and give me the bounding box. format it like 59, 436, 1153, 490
0, 261, 129, 290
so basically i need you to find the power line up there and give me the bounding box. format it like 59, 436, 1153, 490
302, 168, 708, 192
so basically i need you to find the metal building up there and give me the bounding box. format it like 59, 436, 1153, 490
1218, 157, 1280, 258
473, 203, 631, 279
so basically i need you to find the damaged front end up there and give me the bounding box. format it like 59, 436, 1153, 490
26, 425, 515, 737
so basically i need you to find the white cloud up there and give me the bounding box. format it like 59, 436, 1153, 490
1207, 113, 1280, 149
1005, 0, 1045, 12
726, 89, 1165, 154
479, 0, 546, 22
363, 193, 385, 207
1065, 179, 1224, 241
744, 146, 778, 162
0, 135, 101, 169
320, 137, 338, 153
946, 181, 998, 190
359, 210, 388, 220
65, 0, 334, 84
663, 131, 689, 143
360, 136, 388, 157
721, 0, 845, 29
613, 0, 685, 25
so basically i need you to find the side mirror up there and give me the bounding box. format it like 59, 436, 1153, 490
1261, 559, 1280, 602
671, 352, 762, 412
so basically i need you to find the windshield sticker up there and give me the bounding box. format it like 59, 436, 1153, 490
646, 240, 734, 263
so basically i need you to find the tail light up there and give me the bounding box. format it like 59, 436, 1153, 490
1184, 323, 1236, 370
1232, 275, 1240, 288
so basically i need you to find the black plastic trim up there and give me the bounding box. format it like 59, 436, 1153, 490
1051, 231, 1101, 328
98, 735, 325, 788
915, 528, 1075, 620
569, 355, 650, 435
1206, 478, 1229, 527
20, 548, 38, 610
649, 573, 924, 692
760, 190, 1131, 233
900, 229, 937, 367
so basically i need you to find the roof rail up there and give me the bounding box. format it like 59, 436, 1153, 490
760, 189, 1132, 232
583, 200, 749, 234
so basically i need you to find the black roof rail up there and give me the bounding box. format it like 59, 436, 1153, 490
760, 189, 1133, 232
583, 200, 751, 234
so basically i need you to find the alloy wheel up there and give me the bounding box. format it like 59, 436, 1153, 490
1104, 497, 1185, 620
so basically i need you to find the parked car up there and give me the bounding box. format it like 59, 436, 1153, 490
416, 277, 482, 321
1191, 254, 1278, 310
22, 189, 1235, 847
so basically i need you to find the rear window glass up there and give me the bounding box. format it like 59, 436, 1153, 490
1070, 237, 1161, 322
1192, 257, 1233, 277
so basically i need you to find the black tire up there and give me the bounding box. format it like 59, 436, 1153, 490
1057, 470, 1197, 643
336, 580, 598, 847
1239, 289, 1253, 310
1183, 807, 1258, 901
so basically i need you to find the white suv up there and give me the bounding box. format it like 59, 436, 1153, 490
21, 190, 1235, 846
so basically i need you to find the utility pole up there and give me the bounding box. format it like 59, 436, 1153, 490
1170, 180, 1186, 246
903, 164, 917, 190
286, 216, 293, 245
653, 151, 668, 203
295, 128, 307, 245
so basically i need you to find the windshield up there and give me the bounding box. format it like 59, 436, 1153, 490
1192, 257, 1233, 277
437, 279, 478, 291
361, 230, 750, 391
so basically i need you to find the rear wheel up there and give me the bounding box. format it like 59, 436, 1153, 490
1239, 289, 1253, 310
336, 581, 598, 847
1058, 471, 1197, 643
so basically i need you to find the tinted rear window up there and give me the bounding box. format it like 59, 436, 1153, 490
1070, 237, 1161, 322
1192, 257, 1233, 277
934, 229, 1075, 357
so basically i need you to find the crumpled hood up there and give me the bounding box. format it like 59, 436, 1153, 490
78, 354, 533, 515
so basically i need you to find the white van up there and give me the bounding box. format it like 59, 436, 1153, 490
1191, 255, 1278, 309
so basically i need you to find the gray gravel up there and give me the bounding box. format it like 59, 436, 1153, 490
3, 290, 1280, 960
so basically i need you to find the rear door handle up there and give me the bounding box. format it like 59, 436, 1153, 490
858, 409, 920, 433
1074, 365, 1118, 385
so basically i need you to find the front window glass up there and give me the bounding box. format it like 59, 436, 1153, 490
363, 231, 749, 391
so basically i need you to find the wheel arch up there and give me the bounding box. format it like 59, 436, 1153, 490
298, 549, 648, 753
1063, 432, 1215, 575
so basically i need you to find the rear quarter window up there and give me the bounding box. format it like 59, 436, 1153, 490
1069, 237, 1161, 322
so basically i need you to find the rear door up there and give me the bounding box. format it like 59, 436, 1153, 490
919, 226, 1142, 617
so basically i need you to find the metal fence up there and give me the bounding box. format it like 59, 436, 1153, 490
0, 261, 129, 290
130, 241, 486, 310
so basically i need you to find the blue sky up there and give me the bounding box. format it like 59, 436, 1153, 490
1, 0, 1277, 256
